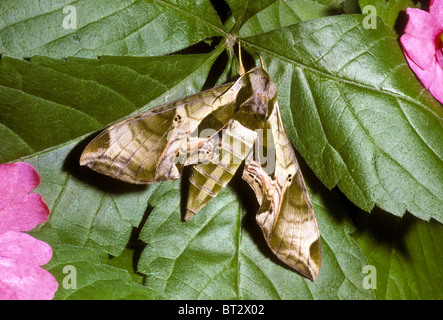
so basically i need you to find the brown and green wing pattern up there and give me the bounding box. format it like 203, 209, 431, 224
242, 103, 321, 281
80, 83, 235, 184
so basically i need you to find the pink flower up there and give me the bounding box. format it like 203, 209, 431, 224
0, 162, 58, 300
400, 0, 443, 104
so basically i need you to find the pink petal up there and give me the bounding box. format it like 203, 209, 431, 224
0, 231, 58, 300
404, 8, 443, 39
0, 280, 19, 300
437, 48, 443, 68
0, 162, 40, 196
0, 193, 50, 233
0, 231, 53, 266
428, 60, 443, 103
0, 162, 50, 233
402, 8, 442, 70
0, 257, 58, 300
404, 53, 443, 104
400, 33, 437, 70
430, 0, 443, 25
403, 52, 436, 88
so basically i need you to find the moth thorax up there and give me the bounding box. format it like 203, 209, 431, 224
238, 68, 277, 121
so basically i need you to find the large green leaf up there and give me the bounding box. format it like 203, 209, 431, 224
242, 14, 443, 222
44, 244, 156, 300
0, 0, 226, 58
355, 211, 443, 299
358, 0, 416, 27
238, 0, 344, 37
0, 50, 222, 162
226, 0, 346, 32
1, 0, 442, 300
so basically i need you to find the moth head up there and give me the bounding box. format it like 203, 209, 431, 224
237, 67, 277, 121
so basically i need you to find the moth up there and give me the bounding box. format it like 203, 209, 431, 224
80, 50, 321, 281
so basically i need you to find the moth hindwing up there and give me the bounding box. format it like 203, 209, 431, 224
80, 64, 321, 281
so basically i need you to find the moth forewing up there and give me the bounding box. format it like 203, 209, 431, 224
242, 103, 321, 281
80, 82, 235, 183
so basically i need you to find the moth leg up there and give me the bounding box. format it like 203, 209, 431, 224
176, 120, 232, 166
162, 129, 218, 167
245, 160, 282, 226
187, 134, 220, 165
155, 129, 217, 180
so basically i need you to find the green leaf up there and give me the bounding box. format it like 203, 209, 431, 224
26, 138, 150, 257
359, 0, 416, 28
355, 211, 443, 299
136, 162, 373, 299
0, 50, 222, 162
44, 244, 155, 299
242, 14, 443, 222
0, 0, 226, 59
224, 0, 279, 31
238, 0, 344, 37
2, 0, 442, 300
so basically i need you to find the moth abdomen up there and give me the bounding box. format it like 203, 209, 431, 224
185, 151, 239, 220
185, 162, 225, 221
185, 120, 258, 220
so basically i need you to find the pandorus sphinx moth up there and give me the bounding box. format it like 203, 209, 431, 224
80, 45, 321, 281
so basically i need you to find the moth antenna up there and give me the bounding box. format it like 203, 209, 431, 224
258, 53, 265, 70
238, 42, 245, 75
